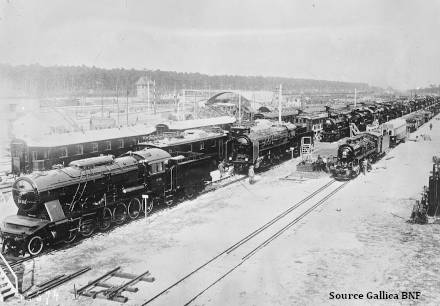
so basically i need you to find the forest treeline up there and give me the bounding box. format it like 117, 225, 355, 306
0, 63, 373, 97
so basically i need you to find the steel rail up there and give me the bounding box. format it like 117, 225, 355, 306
184, 181, 349, 305
142, 179, 338, 305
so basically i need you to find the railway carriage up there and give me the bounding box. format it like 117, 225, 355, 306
137, 129, 227, 163
10, 126, 156, 175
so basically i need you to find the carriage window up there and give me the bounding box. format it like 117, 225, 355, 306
118, 139, 124, 149
60, 147, 68, 158
43, 150, 48, 159
150, 162, 164, 174
200, 142, 205, 150
104, 141, 111, 151
32, 151, 37, 160
75, 144, 83, 155
91, 142, 99, 153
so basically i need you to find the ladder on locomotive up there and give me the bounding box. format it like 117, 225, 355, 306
69, 169, 90, 211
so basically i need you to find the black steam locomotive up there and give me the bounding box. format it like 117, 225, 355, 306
1, 148, 216, 256
321, 97, 440, 143
330, 132, 390, 180
229, 123, 314, 173
321, 116, 350, 142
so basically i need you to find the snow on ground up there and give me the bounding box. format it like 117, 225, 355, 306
3, 118, 440, 306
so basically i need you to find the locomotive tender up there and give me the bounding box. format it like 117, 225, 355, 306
1, 148, 216, 256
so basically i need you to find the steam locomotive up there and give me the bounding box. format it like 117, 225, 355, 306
1, 148, 216, 256
330, 132, 390, 180
321, 97, 440, 142
321, 116, 350, 142
229, 122, 314, 173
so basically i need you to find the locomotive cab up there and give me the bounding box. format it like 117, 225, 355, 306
230, 135, 254, 172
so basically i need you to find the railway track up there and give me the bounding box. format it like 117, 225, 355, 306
142, 179, 349, 306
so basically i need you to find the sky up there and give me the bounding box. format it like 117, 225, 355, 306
0, 0, 439, 90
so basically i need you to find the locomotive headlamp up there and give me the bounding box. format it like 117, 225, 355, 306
229, 157, 232, 160
245, 158, 248, 161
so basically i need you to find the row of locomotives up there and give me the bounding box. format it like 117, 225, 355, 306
319, 97, 440, 143
228, 122, 313, 173
0, 148, 217, 257
329, 132, 390, 180
321, 105, 381, 143
350, 108, 375, 131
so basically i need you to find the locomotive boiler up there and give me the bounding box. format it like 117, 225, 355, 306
321, 116, 350, 142
229, 123, 313, 173
1, 148, 216, 256
330, 132, 390, 180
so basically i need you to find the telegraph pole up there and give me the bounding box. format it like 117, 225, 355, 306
116, 86, 120, 127
126, 89, 129, 126
238, 91, 242, 125
147, 78, 150, 111
278, 84, 282, 124
153, 80, 157, 115
354, 88, 357, 108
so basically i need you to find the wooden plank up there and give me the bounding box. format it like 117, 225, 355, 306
113, 271, 154, 282
95, 281, 138, 293
81, 291, 128, 303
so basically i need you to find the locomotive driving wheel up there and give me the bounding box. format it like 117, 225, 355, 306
127, 198, 141, 219
27, 235, 44, 256
113, 202, 127, 225
79, 219, 95, 237
98, 207, 113, 231
63, 229, 77, 244
184, 187, 196, 200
